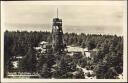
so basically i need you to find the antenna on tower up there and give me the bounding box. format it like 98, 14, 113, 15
57, 8, 58, 18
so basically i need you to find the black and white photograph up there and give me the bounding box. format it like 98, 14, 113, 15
1, 0, 127, 82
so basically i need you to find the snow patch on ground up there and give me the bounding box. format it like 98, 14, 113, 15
77, 65, 95, 79
12, 61, 18, 69
118, 74, 123, 79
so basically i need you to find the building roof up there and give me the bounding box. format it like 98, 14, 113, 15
83, 48, 88, 51
40, 41, 48, 45
34, 47, 42, 50
67, 46, 83, 52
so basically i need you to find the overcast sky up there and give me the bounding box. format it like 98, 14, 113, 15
2, 1, 125, 35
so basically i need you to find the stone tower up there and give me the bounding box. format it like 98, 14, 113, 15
52, 9, 65, 55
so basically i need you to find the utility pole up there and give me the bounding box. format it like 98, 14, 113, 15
57, 8, 58, 18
